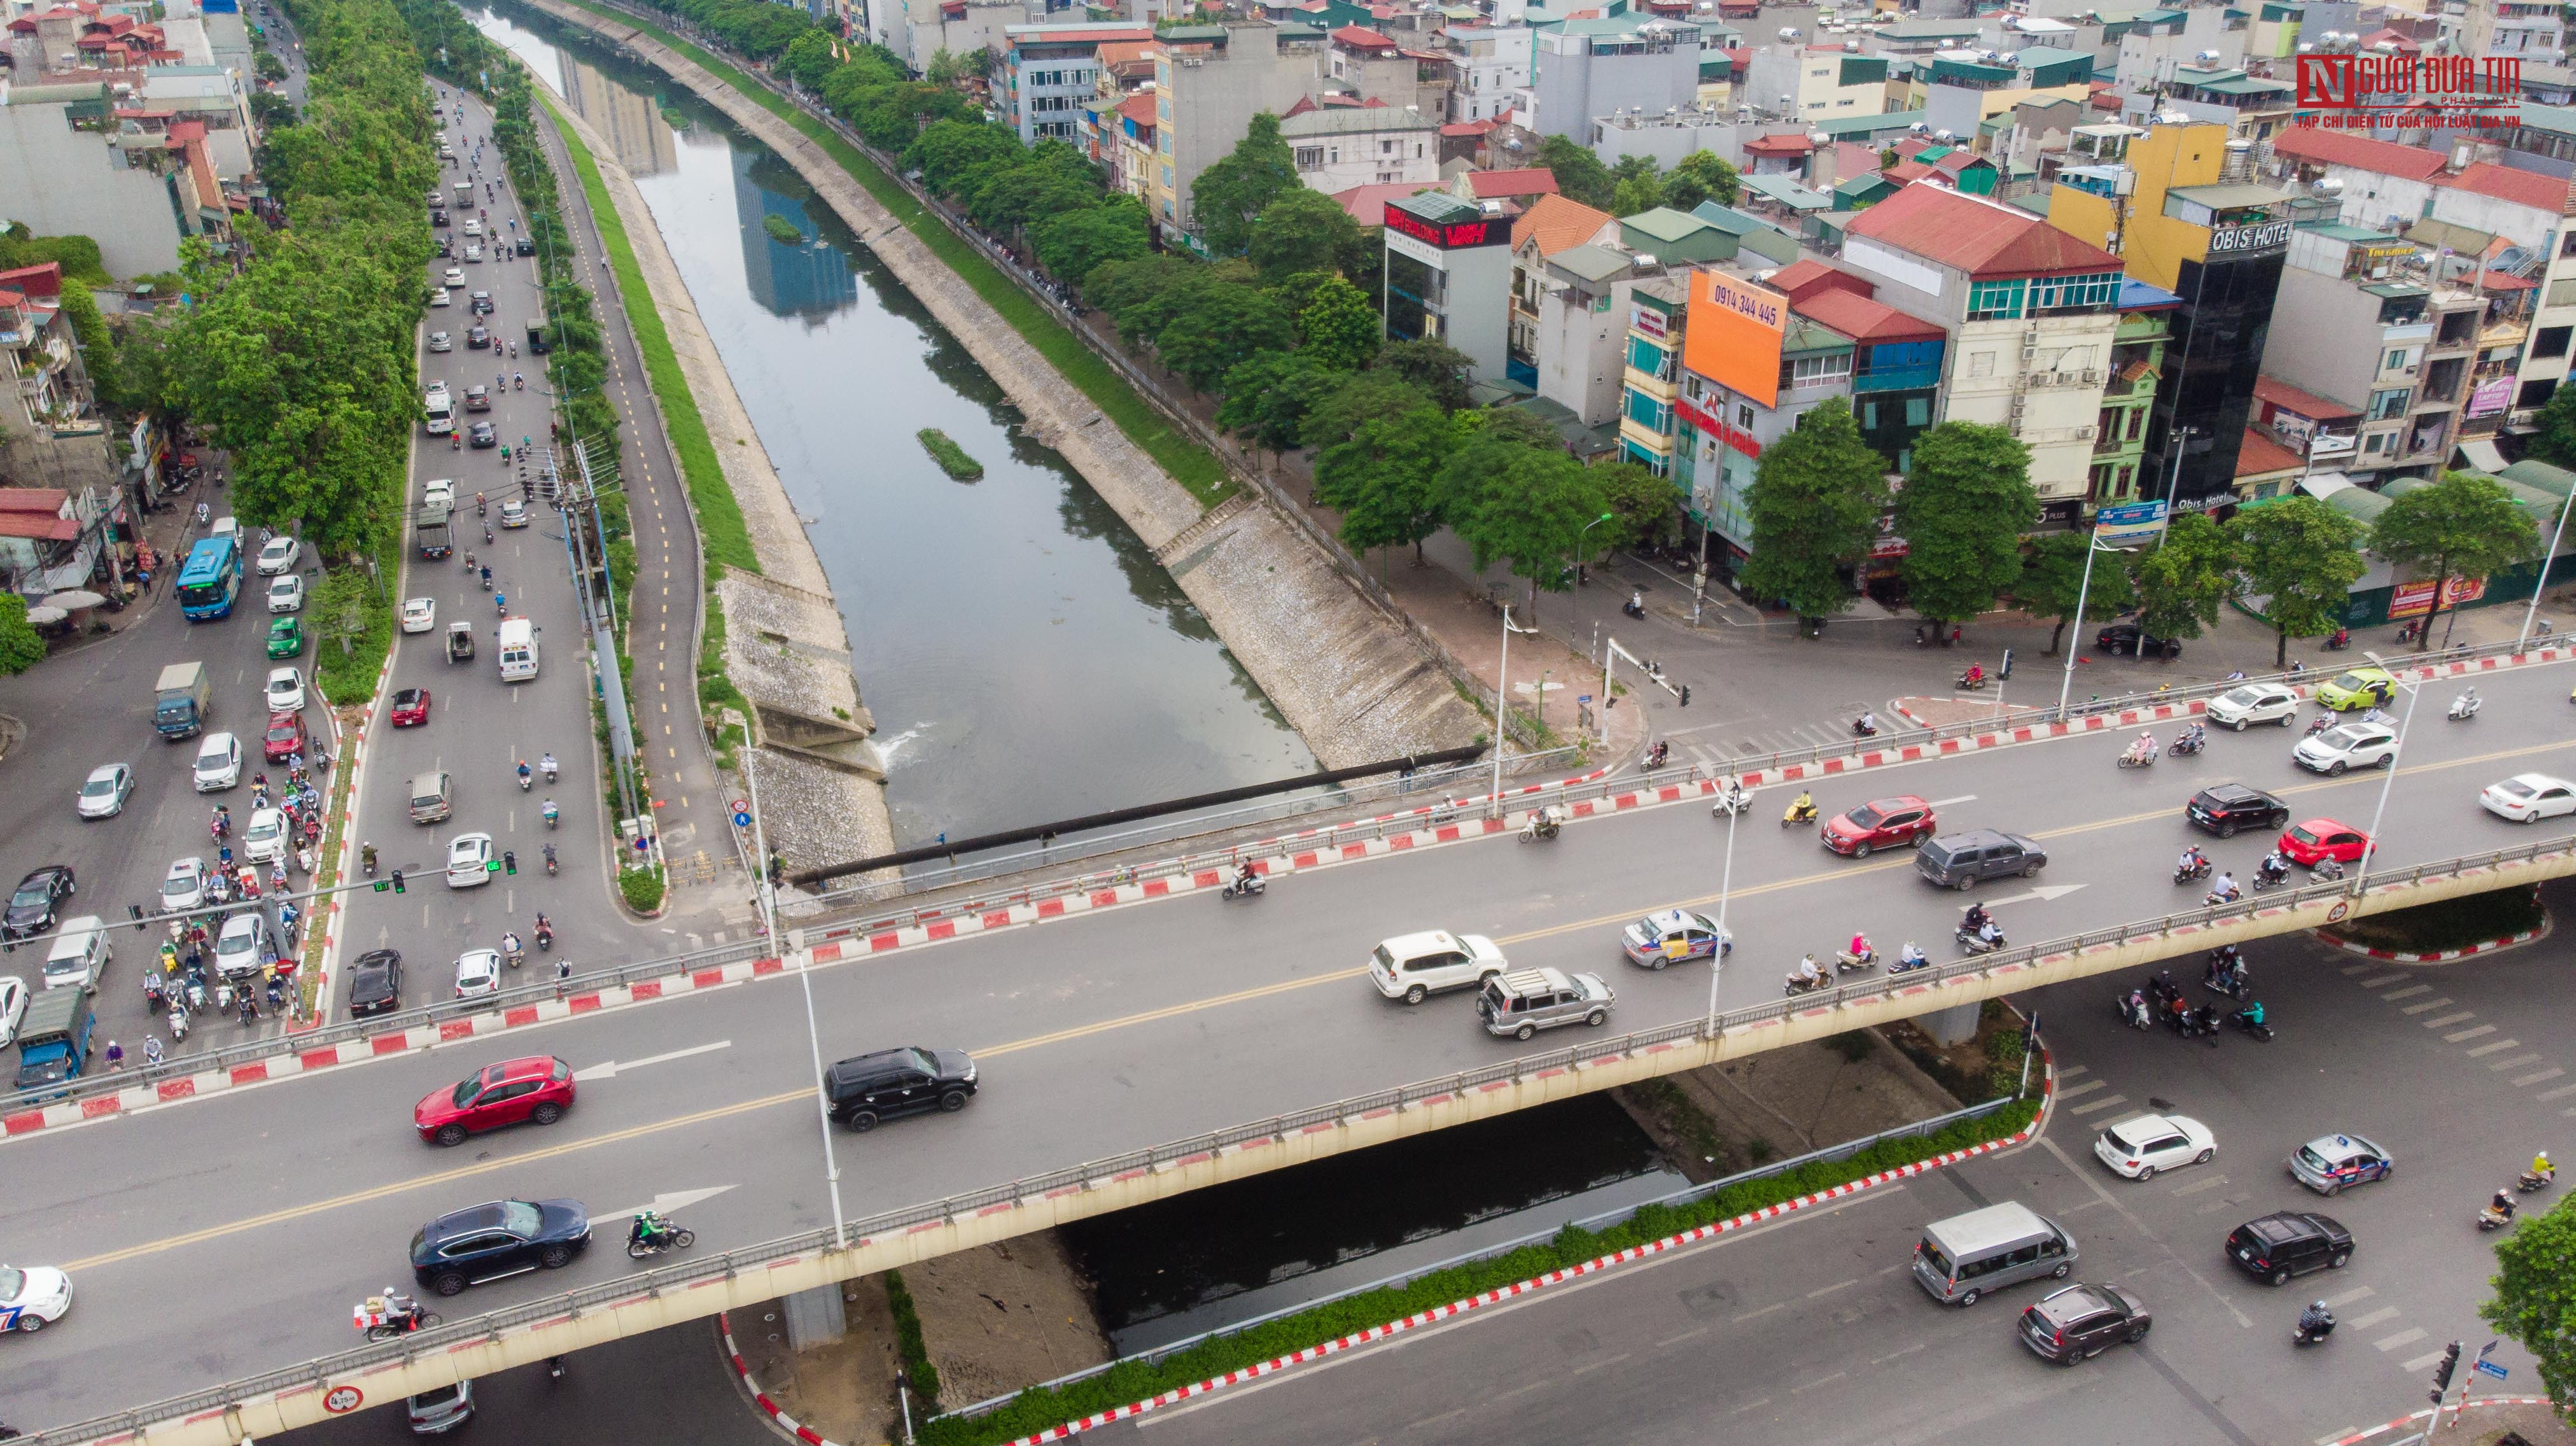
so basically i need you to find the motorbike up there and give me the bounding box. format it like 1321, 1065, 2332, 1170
356, 1300, 442, 1342
2115, 992, 2152, 1030
2309, 860, 2348, 885
1781, 799, 1819, 828
2230, 1007, 2274, 1042
1955, 926, 2006, 956
2173, 857, 2212, 885
2447, 692, 2481, 722
2305, 713, 2334, 736
1711, 786, 1751, 820
2116, 746, 2156, 770
1621, 592, 1646, 620
1643, 741, 1670, 769
2251, 864, 2290, 893
143, 974, 165, 1011
1852, 717, 1879, 738
167, 1004, 190, 1042
1519, 806, 1565, 843
517, 766, 532, 792
543, 803, 559, 829
2205, 967, 2252, 1002
2321, 629, 2351, 652
1954, 671, 1988, 691
363, 846, 377, 877
2171, 1004, 2223, 1047
2519, 1168, 2557, 1193
542, 759, 559, 784
504, 940, 526, 971
1889, 951, 1933, 977
1784, 969, 1830, 997
2295, 1314, 2336, 1346
2204, 887, 2244, 908
1219, 873, 1266, 902
1833, 946, 1877, 974
624, 1218, 698, 1260
2479, 1203, 2517, 1231
536, 924, 554, 951
543, 848, 558, 877
2169, 733, 2206, 756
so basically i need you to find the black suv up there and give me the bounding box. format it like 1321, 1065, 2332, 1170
348, 949, 405, 1016
2186, 784, 2290, 839
2225, 1212, 2352, 1286
3, 864, 76, 946
823, 1047, 977, 1133
409, 1197, 592, 1296
2017, 1283, 2152, 1364
1914, 831, 2047, 890
2096, 622, 2181, 659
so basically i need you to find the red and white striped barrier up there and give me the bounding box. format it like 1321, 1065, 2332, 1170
2314, 918, 2551, 964
718, 1310, 844, 1446
2320, 1396, 2551, 1444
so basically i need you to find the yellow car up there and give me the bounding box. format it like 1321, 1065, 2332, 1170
2316, 667, 2397, 712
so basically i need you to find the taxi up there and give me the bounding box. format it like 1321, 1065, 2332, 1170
1619, 908, 1732, 969
2314, 668, 2397, 712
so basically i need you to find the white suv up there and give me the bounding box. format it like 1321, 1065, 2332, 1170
1368, 930, 1507, 1005
2204, 682, 2299, 730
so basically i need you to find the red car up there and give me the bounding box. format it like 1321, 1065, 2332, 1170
2279, 817, 2371, 866
390, 687, 433, 727
262, 708, 306, 762
1821, 795, 1936, 858
414, 1055, 577, 1146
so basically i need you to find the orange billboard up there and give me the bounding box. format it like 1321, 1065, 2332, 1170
1682, 269, 1788, 411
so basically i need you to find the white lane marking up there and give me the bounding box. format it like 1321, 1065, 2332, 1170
2067, 1095, 2131, 1116
2355, 973, 2411, 989
2170, 1176, 2230, 1197
573, 1039, 732, 1080
1733, 1302, 1788, 1323
2446, 1025, 2500, 1042
2339, 964, 2376, 976
2343, 1307, 2400, 1330
2379, 985, 2433, 1001
2400, 998, 2455, 1015
1928, 795, 1979, 806
2055, 1063, 2090, 1079
2055, 1079, 2107, 1099
1870, 1342, 1926, 1365
2404, 1350, 2453, 1372
1656, 1326, 1710, 1350
2461, 1034, 2515, 1053
2374, 1328, 2430, 1352
2421, 1012, 2478, 1029
1970, 883, 2087, 908
2486, 1055, 2545, 1072
2321, 1286, 2377, 1307
598, 1184, 738, 1222
1570, 1352, 1632, 1376
1788, 1370, 1849, 1395
1805, 1279, 1857, 1298
2535, 1081, 2576, 1102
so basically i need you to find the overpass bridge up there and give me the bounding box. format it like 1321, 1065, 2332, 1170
11, 652, 2576, 1444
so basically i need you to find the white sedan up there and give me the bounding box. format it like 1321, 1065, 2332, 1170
2481, 773, 2576, 824
244, 806, 290, 866
2292, 720, 2398, 776
193, 731, 243, 792
454, 948, 504, 999
76, 763, 133, 819
445, 832, 494, 888
430, 286, 452, 307
256, 535, 299, 576
266, 574, 305, 614
2204, 682, 2299, 731
2092, 1113, 2217, 1181
0, 1265, 72, 1333
161, 857, 208, 914
443, 266, 465, 286
0, 976, 25, 1048
402, 597, 437, 633
265, 666, 305, 714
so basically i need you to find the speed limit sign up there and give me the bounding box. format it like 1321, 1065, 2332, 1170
323, 1386, 365, 1414
2327, 901, 2350, 924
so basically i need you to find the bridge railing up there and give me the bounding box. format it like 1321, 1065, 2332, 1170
26, 829, 2574, 1446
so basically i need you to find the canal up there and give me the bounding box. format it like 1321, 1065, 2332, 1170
473, 5, 1315, 845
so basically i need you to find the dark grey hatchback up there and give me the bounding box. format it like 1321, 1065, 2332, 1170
2018, 1283, 2152, 1364
1915, 830, 2048, 890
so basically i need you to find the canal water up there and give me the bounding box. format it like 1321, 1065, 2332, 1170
472, 6, 1315, 845
1056, 1093, 1686, 1354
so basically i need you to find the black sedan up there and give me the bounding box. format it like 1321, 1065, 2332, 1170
467, 421, 496, 449
410, 1198, 591, 1296
2185, 783, 2290, 839
465, 325, 491, 350
347, 948, 405, 1016
2094, 622, 2181, 659
3, 864, 76, 944
431, 208, 449, 227
2018, 1284, 2151, 1364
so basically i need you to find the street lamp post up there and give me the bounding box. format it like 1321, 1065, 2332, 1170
2349, 649, 2423, 897
2518, 485, 2575, 649
2056, 533, 2129, 719
2159, 426, 2199, 517
743, 759, 849, 1249
1490, 603, 1513, 818
1705, 777, 1739, 1031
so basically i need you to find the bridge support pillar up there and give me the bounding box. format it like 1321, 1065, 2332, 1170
781, 1282, 848, 1351
1921, 1000, 1981, 1047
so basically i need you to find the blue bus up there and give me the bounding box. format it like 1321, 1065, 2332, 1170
176, 535, 243, 621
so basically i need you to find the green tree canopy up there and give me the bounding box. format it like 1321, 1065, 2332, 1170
1318, 402, 1462, 563
1894, 422, 2036, 632
0, 593, 45, 676
1740, 398, 1889, 627
1216, 350, 1346, 460
2482, 1190, 2576, 1421
1662, 151, 1742, 212
2131, 512, 2239, 648
1536, 134, 1615, 211
1370, 337, 1475, 412
1445, 444, 1608, 621
2371, 470, 2542, 649
1592, 461, 1682, 555
1191, 112, 1299, 257
904, 118, 1023, 198
1247, 186, 1366, 283
1028, 197, 1151, 289
2533, 383, 2576, 471
2012, 530, 2136, 656
1609, 153, 1665, 217
2228, 496, 2371, 667
1303, 368, 1434, 453
1296, 276, 1380, 372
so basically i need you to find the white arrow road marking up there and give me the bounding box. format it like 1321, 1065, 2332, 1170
573, 1039, 731, 1081
601, 1184, 739, 1222
1963, 884, 2087, 909
1928, 795, 1978, 807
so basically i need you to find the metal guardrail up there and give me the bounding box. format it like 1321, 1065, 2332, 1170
27, 830, 2572, 1446
0, 934, 772, 1118
930, 1089, 2021, 1422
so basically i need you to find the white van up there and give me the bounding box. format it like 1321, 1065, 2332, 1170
496, 616, 540, 682
43, 916, 110, 992
424, 384, 454, 437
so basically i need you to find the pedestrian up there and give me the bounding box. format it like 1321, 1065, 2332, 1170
104, 1039, 124, 1070
1950, 624, 1963, 646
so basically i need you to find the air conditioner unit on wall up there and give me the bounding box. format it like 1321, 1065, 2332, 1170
2075, 424, 2097, 440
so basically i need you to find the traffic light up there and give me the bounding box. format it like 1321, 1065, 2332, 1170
2000, 647, 2015, 680
130, 903, 147, 932
391, 868, 406, 895
2430, 1341, 2461, 1403
1677, 684, 1691, 707
503, 850, 517, 876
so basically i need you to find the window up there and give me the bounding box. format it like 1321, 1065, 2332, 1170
2365, 430, 2393, 456
2031, 270, 2120, 312
2536, 325, 2572, 360
1966, 279, 2026, 321
2383, 347, 2418, 375
1627, 335, 1672, 380
1863, 400, 1879, 429
1784, 352, 1852, 388
1905, 396, 1930, 426
2369, 388, 2410, 421
1295, 146, 1324, 171
1968, 351, 1996, 379
1625, 387, 1672, 432
2127, 409, 2145, 440
1738, 404, 1755, 429
2563, 230, 2576, 258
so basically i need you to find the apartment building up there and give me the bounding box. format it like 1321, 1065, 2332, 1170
1383, 190, 1515, 378
2460, 0, 2566, 65
1003, 24, 1152, 142
1145, 21, 1324, 246
1506, 193, 1624, 402
2262, 223, 2486, 485
1527, 17, 1700, 140
1280, 101, 1440, 192
1434, 25, 1535, 125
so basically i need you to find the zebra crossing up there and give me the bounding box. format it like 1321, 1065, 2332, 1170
1660, 706, 1900, 776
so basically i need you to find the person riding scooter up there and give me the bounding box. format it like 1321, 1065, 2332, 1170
2257, 850, 2290, 888
1783, 790, 1819, 825
2207, 871, 2242, 904
1854, 710, 1879, 737
1792, 953, 1826, 991
1960, 662, 1984, 688
2122, 731, 2157, 766
1895, 940, 1929, 973
1962, 902, 1992, 937
2297, 1300, 2335, 1344
2176, 845, 2209, 881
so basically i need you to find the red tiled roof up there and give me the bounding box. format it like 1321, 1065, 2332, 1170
1885, 159, 1934, 184
1767, 258, 1870, 303
1511, 192, 1617, 256
0, 488, 71, 514
2356, 27, 2418, 50
2235, 427, 2303, 479
1744, 132, 1817, 155
1330, 23, 1397, 50
1464, 167, 1558, 199
1439, 118, 1496, 137
0, 513, 81, 542
1117, 92, 1157, 125
2253, 374, 2360, 422
1795, 288, 1944, 346
2437, 162, 2573, 214
1844, 182, 2121, 277
2475, 269, 2540, 291
0, 262, 64, 300
2269, 127, 2448, 181
1329, 180, 1442, 227
1282, 94, 1318, 116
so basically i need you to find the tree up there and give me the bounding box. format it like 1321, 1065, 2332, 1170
1895, 422, 2036, 636
1370, 337, 1475, 412
1158, 286, 1295, 391
1216, 350, 1343, 463
1302, 369, 1434, 453
1445, 444, 1608, 621
2482, 1190, 2576, 1421
2533, 383, 2576, 470
2131, 512, 2239, 649
1661, 150, 1740, 212
1317, 403, 1461, 563
1296, 276, 1380, 372
0, 593, 44, 676
1609, 153, 1664, 216
1739, 398, 1889, 629
925, 46, 987, 87
2228, 496, 2370, 667
1191, 113, 1299, 258
2013, 531, 2136, 656
2371, 471, 2542, 649
904, 119, 1022, 198
1535, 134, 1615, 211
1028, 198, 1150, 288
312, 565, 373, 659
1247, 187, 1364, 283
1592, 461, 1683, 555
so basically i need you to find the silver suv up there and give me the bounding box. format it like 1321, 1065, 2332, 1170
1477, 968, 1614, 1040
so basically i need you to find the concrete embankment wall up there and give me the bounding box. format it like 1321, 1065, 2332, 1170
527, 0, 1485, 768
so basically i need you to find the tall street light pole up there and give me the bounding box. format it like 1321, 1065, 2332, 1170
2518, 485, 2574, 649
2057, 532, 2129, 719
1490, 603, 1513, 818
745, 759, 848, 1249
1705, 778, 1739, 1031
2349, 649, 2423, 898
